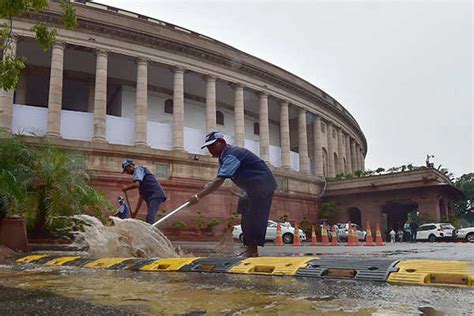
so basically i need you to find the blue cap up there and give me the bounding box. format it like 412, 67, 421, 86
201, 131, 225, 149
121, 159, 134, 173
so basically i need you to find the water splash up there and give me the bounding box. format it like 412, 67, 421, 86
71, 215, 182, 258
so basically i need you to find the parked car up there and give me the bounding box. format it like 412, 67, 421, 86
454, 227, 474, 242
416, 223, 455, 242
232, 220, 306, 244
335, 223, 366, 241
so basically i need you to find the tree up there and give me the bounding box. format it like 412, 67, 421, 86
1, 0, 77, 91
319, 201, 340, 224
0, 131, 112, 237
453, 173, 474, 217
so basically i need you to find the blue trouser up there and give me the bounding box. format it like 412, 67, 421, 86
146, 198, 163, 224
240, 190, 275, 247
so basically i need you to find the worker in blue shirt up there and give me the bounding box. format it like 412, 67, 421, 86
121, 159, 167, 224
113, 196, 130, 219
188, 131, 277, 257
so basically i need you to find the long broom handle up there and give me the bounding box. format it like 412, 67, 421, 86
124, 191, 134, 217
151, 201, 191, 227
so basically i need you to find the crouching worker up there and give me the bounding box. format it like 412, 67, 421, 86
188, 131, 277, 257
121, 159, 167, 224
113, 196, 130, 219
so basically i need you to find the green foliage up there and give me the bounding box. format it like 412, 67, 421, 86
0, 56, 25, 90
319, 201, 340, 223
171, 220, 186, 230
354, 170, 363, 178
335, 173, 345, 179
0, 131, 112, 237
59, 1, 77, 29
0, 0, 49, 18
31, 23, 57, 51
1, 0, 77, 90
453, 173, 474, 216
278, 213, 289, 222
206, 219, 221, 229
299, 217, 312, 236
375, 167, 385, 174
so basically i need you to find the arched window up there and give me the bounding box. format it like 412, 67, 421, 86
164, 98, 173, 114
253, 122, 260, 135
216, 110, 224, 125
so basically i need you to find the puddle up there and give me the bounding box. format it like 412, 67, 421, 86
0, 265, 471, 315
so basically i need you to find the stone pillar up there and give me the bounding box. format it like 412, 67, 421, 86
345, 134, 352, 173
233, 83, 245, 147
298, 108, 310, 174
355, 144, 361, 171
134, 58, 148, 147
350, 138, 357, 171
259, 92, 270, 162
361, 150, 366, 171
46, 42, 65, 138
279, 100, 291, 169
313, 114, 324, 177
15, 71, 28, 105
327, 122, 336, 177
92, 50, 108, 143
0, 35, 18, 132
337, 128, 346, 174
205, 75, 216, 133
172, 66, 185, 151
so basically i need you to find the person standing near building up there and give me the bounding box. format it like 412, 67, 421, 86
397, 228, 404, 242
410, 219, 419, 243
113, 196, 130, 219
121, 159, 167, 224
389, 229, 396, 243
187, 131, 277, 258
403, 221, 411, 242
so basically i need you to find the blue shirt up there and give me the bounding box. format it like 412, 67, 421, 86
133, 166, 167, 203
117, 201, 130, 219
218, 145, 277, 197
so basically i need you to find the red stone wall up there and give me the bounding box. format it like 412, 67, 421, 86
91, 172, 320, 234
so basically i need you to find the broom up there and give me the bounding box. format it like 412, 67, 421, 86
216, 187, 246, 254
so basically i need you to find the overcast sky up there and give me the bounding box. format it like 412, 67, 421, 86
103, 0, 472, 177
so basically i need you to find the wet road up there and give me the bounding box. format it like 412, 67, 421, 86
1, 242, 473, 315
1, 263, 473, 315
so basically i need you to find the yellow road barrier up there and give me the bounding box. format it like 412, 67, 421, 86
84, 258, 133, 269
16, 254, 49, 263
229, 256, 316, 276
388, 260, 474, 287
140, 258, 201, 272
46, 256, 81, 266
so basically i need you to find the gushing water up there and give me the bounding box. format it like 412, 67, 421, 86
71, 215, 182, 258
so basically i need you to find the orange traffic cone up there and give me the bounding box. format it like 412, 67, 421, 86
321, 222, 330, 246
331, 225, 339, 246
375, 223, 385, 246
311, 225, 318, 246
347, 221, 355, 246
364, 222, 375, 246
275, 223, 284, 246
293, 222, 302, 246
354, 226, 361, 246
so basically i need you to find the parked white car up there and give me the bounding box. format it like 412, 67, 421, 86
416, 223, 455, 242
335, 223, 367, 241
454, 227, 474, 242
232, 220, 306, 244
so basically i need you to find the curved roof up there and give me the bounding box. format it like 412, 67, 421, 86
21, 0, 367, 152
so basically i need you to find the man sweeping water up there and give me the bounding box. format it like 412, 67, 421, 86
188, 131, 277, 257
121, 159, 167, 224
